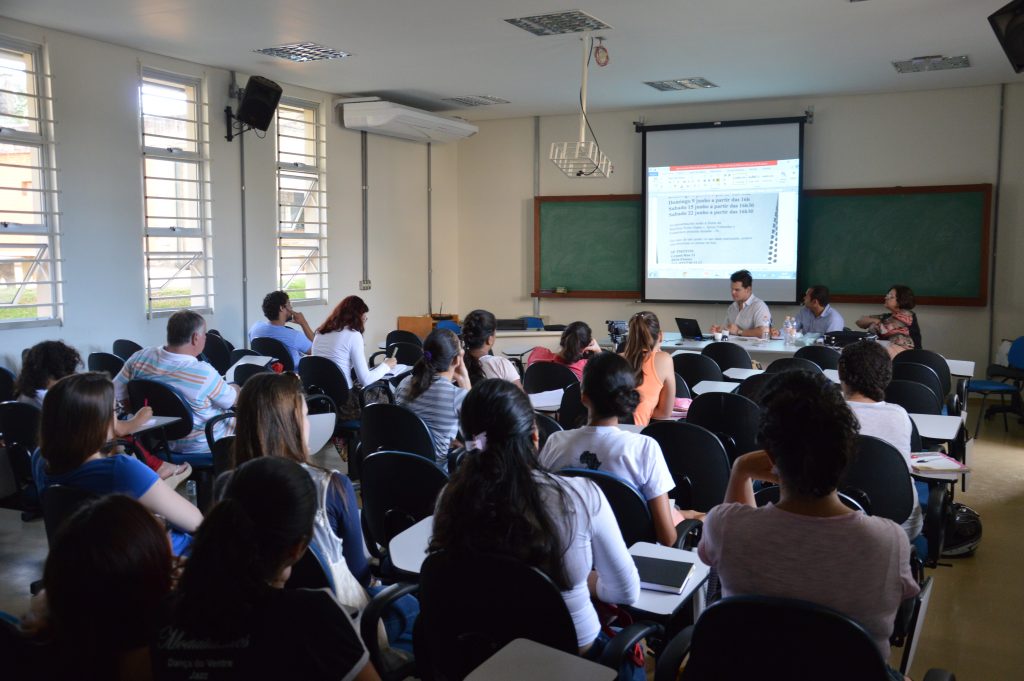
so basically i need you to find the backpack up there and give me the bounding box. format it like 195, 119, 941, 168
942, 503, 982, 557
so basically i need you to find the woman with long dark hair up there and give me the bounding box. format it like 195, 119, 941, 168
526, 321, 602, 382
461, 309, 522, 387
394, 328, 471, 465
431, 379, 639, 664
619, 311, 675, 425
152, 457, 379, 680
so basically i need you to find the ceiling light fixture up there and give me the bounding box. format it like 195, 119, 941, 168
505, 10, 612, 37
550, 33, 613, 178
644, 77, 718, 91
254, 42, 351, 63
891, 55, 970, 73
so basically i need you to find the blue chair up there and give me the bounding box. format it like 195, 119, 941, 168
435, 319, 461, 334
966, 336, 1024, 436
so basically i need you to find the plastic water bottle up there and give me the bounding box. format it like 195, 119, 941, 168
184, 480, 198, 507
783, 317, 794, 346
761, 324, 770, 343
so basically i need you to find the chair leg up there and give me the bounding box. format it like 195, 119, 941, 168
1001, 394, 1008, 432
974, 394, 988, 438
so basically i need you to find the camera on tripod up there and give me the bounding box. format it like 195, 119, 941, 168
606, 320, 628, 348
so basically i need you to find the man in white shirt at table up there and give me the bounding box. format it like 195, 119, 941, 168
710, 269, 772, 338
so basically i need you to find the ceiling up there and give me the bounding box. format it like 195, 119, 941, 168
3, 0, 1021, 120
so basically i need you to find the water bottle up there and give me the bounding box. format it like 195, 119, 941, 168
783, 317, 794, 346
184, 480, 198, 507
761, 324, 770, 343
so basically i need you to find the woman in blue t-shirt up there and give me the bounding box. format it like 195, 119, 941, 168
31, 372, 202, 553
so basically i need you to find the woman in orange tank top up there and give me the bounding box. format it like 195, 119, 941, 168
619, 312, 675, 426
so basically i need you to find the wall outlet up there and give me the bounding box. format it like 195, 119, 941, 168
359, 279, 371, 290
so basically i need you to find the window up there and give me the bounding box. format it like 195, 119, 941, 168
140, 68, 212, 315
0, 38, 62, 325
276, 99, 327, 302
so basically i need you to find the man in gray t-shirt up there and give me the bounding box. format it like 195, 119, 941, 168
710, 269, 772, 338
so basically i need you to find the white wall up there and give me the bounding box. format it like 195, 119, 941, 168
458, 86, 1022, 372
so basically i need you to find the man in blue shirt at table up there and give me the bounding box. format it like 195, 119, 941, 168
794, 284, 845, 334
248, 290, 314, 368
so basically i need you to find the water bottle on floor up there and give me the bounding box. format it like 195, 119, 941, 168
184, 480, 198, 507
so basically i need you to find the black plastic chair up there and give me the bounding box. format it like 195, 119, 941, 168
386, 329, 423, 347
765, 357, 822, 374
201, 331, 233, 375
654, 595, 957, 681
735, 372, 774, 405
40, 484, 99, 545
701, 342, 753, 372
892, 362, 944, 406
87, 351, 125, 377
0, 400, 42, 518
360, 450, 448, 572
754, 484, 866, 512
673, 353, 724, 390
297, 355, 361, 469
359, 379, 394, 408
206, 329, 236, 352
535, 412, 563, 450
523, 361, 579, 394
556, 382, 587, 429
893, 349, 956, 411
233, 363, 271, 387
251, 336, 295, 372
204, 411, 236, 476
359, 402, 436, 462
0, 366, 16, 401
112, 339, 143, 360
641, 421, 731, 513
675, 372, 692, 399
886, 379, 943, 416
794, 344, 840, 370
416, 550, 662, 681
685, 392, 761, 464
371, 341, 424, 368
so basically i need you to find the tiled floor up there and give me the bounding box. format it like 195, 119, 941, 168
1, 414, 1021, 679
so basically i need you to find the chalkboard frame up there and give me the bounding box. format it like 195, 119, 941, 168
532, 194, 642, 299
801, 184, 992, 307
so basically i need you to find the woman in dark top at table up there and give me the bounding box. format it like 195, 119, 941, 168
856, 284, 917, 357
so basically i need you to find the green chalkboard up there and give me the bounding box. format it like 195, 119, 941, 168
533, 195, 642, 299
798, 185, 991, 306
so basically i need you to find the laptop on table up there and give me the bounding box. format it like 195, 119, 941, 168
675, 318, 705, 340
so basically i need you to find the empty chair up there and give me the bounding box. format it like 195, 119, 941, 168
893, 349, 954, 407
385, 329, 423, 347
534, 412, 563, 450
233, 363, 271, 387
523, 361, 579, 394
967, 336, 1024, 436
675, 372, 692, 399
112, 339, 143, 360
885, 379, 942, 416
200, 331, 233, 375
359, 402, 436, 462
296, 355, 360, 468
701, 342, 753, 373
794, 344, 841, 370
87, 351, 125, 377
251, 336, 295, 372
765, 357, 822, 374
736, 372, 774, 405
686, 392, 761, 463
673, 353, 724, 390
641, 421, 730, 513
370, 341, 424, 368
892, 362, 944, 405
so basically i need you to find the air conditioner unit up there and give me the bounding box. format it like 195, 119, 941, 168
335, 97, 478, 143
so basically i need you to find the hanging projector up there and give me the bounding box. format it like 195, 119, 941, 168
336, 97, 478, 143
550, 34, 613, 178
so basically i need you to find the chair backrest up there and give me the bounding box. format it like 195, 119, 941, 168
296, 355, 351, 411
86, 351, 125, 378
701, 342, 753, 372
534, 412, 563, 450
765, 357, 822, 374
112, 339, 143, 360
735, 372, 774, 405
125, 379, 194, 441
556, 382, 587, 429
685, 392, 761, 463
673, 353, 724, 389
676, 596, 890, 681
840, 434, 915, 525
0, 366, 16, 401
360, 450, 448, 555
386, 329, 423, 348
558, 468, 655, 546
893, 349, 950, 397
41, 484, 99, 545
641, 421, 730, 512
285, 545, 335, 592
360, 403, 436, 460
753, 484, 866, 513
386, 341, 425, 366
1009, 336, 1024, 369
435, 320, 461, 334
884, 379, 942, 415
250, 336, 295, 372
0, 400, 42, 450
891, 362, 943, 405
233, 363, 271, 387
793, 344, 841, 370
415, 550, 577, 681
359, 380, 394, 408
674, 372, 692, 399
206, 329, 236, 352
204, 410, 236, 451
211, 435, 236, 477
200, 332, 233, 375
523, 361, 579, 394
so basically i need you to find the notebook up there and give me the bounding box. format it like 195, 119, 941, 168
675, 317, 704, 340
632, 555, 694, 594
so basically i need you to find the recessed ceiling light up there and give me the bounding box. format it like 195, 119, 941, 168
892, 55, 970, 73
505, 10, 612, 37
645, 77, 718, 92
254, 42, 351, 63
440, 95, 511, 108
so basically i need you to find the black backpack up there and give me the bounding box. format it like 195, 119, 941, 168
942, 503, 982, 557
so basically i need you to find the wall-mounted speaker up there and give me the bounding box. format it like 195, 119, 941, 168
236, 76, 283, 131
989, 0, 1024, 74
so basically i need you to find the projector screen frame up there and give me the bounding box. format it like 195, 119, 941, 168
636, 115, 808, 305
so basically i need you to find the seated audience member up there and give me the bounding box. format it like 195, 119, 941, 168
526, 321, 602, 382
32, 372, 202, 555
395, 328, 471, 466
794, 284, 845, 334
311, 295, 396, 418
27, 495, 174, 681
151, 457, 378, 681
838, 340, 923, 542
709, 269, 772, 338
431, 379, 641, 675
461, 309, 522, 388
248, 290, 314, 368
113, 310, 238, 457
856, 285, 917, 356
698, 370, 919, 666
539, 352, 700, 546
619, 312, 675, 426
17, 340, 189, 486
